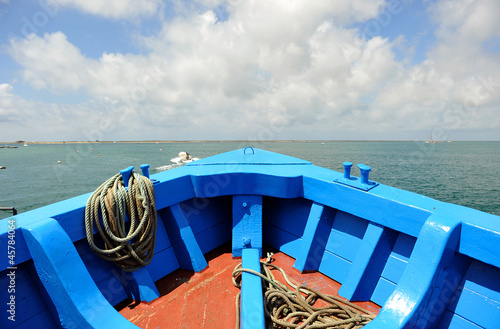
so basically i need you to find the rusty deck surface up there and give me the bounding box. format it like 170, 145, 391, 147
116, 245, 381, 328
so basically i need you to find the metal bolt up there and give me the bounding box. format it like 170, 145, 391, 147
242, 202, 247, 207
243, 238, 251, 247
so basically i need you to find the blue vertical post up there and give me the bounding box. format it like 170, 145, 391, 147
232, 195, 263, 257
294, 202, 335, 272
160, 204, 208, 272
338, 222, 397, 301
233, 195, 265, 329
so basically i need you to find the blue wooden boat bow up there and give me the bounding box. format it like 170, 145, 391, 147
1, 148, 499, 328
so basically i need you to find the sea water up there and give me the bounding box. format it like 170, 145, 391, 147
0, 141, 499, 219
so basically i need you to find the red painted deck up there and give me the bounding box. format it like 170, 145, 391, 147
116, 245, 381, 328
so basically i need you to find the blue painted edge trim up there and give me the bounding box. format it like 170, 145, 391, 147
241, 248, 265, 329
21, 217, 139, 329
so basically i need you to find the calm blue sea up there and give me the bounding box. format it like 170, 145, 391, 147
0, 141, 499, 219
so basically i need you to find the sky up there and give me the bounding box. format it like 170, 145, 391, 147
0, 0, 499, 142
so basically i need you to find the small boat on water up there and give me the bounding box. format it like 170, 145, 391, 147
1, 147, 500, 329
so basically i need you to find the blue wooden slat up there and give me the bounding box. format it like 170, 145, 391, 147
21, 217, 139, 329
380, 254, 409, 285
318, 250, 351, 284
460, 260, 500, 304
263, 223, 303, 258
392, 232, 416, 260
192, 173, 304, 199
241, 248, 265, 329
10, 309, 59, 329
232, 195, 263, 257
147, 246, 179, 282
449, 287, 500, 328
159, 204, 207, 272
294, 202, 336, 272
180, 196, 231, 235
371, 277, 397, 307
0, 262, 51, 329
445, 260, 500, 329
460, 220, 500, 269
196, 220, 232, 254
437, 310, 483, 329
339, 223, 398, 301
95, 276, 128, 305
263, 197, 312, 238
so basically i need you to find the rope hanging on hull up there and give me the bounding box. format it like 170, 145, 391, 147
85, 171, 157, 272
232, 254, 376, 329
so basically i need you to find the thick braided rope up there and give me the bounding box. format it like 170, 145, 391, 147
232, 257, 376, 329
85, 171, 157, 272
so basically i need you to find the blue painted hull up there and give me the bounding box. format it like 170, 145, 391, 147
1, 148, 499, 328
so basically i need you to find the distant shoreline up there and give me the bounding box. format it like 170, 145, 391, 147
0, 139, 496, 144
3, 139, 433, 144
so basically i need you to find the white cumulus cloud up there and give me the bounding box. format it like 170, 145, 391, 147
2, 0, 500, 141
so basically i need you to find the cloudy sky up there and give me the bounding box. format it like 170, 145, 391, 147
0, 0, 499, 141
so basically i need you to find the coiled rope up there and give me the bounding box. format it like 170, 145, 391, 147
85, 171, 157, 272
232, 253, 376, 329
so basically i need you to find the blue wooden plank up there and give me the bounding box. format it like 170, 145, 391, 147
460, 260, 500, 304
233, 195, 263, 257
448, 287, 500, 329
192, 173, 304, 199
380, 254, 409, 285
153, 175, 196, 210
263, 197, 312, 238
263, 223, 303, 258
339, 223, 398, 301
437, 310, 483, 329
371, 277, 396, 307
392, 232, 416, 260
241, 248, 265, 329
196, 220, 232, 254
0, 262, 51, 329
153, 210, 173, 252
21, 217, 139, 329
95, 278, 128, 305
294, 202, 336, 272
147, 246, 179, 282
180, 196, 231, 235
460, 220, 500, 269
11, 309, 59, 329
159, 204, 207, 272
318, 250, 351, 284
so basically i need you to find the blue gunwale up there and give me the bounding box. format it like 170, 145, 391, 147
1, 147, 500, 329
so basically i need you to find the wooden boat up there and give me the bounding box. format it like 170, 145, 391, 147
1, 147, 499, 328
